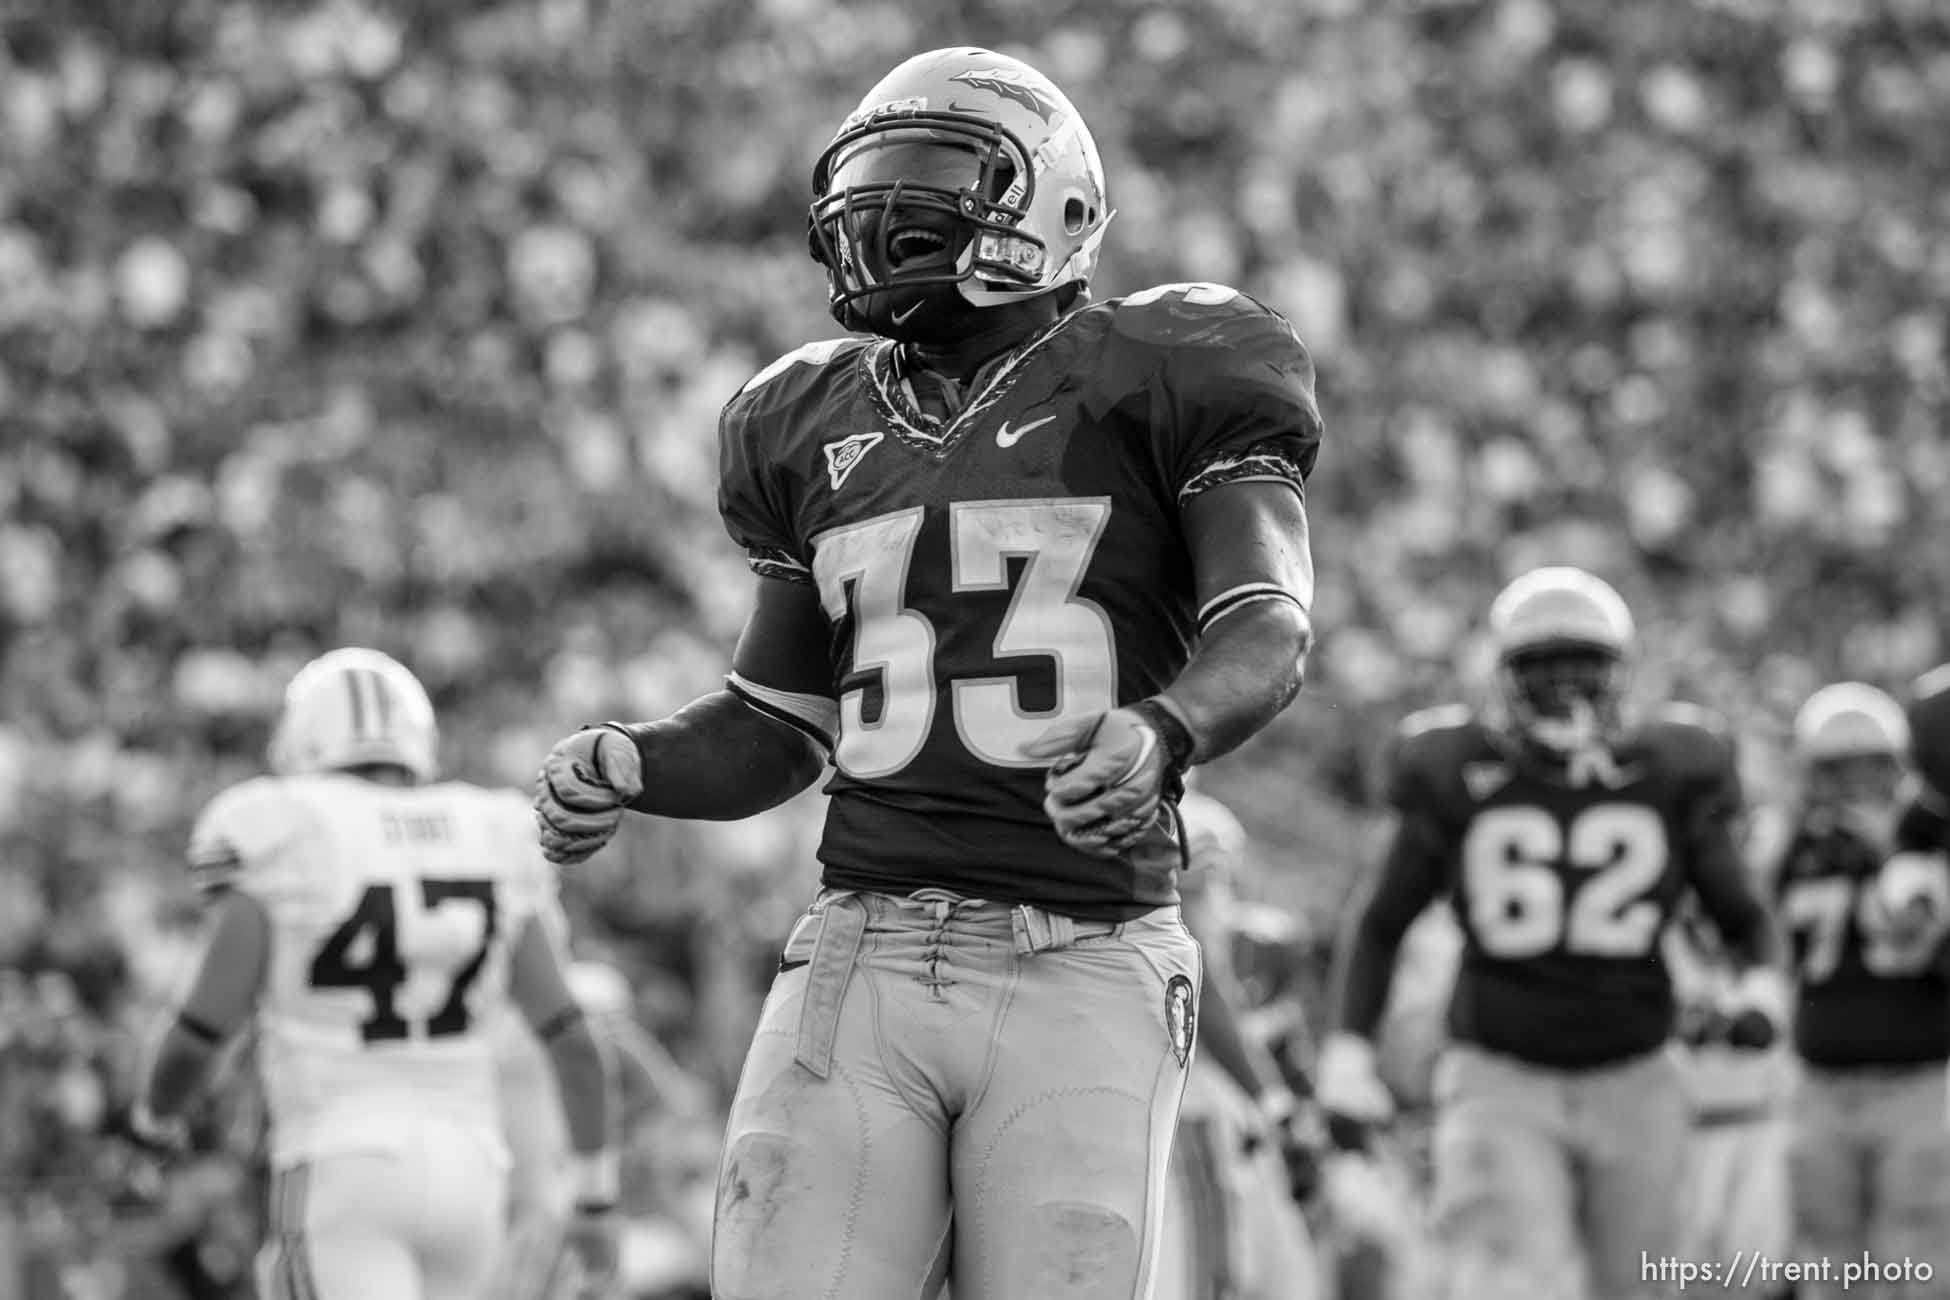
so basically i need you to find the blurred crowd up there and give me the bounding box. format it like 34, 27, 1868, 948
2, 0, 1946, 1294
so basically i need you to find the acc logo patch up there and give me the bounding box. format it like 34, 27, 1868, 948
1164, 974, 1196, 1068
823, 431, 884, 491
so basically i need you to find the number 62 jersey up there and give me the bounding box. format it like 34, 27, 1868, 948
1362, 704, 1759, 1067
187, 771, 561, 1169
718, 284, 1323, 920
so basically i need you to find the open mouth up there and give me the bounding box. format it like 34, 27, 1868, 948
888, 226, 951, 269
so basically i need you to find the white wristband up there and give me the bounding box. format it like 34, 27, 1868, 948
572, 1149, 621, 1207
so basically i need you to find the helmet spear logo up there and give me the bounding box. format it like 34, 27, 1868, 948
950, 69, 1058, 122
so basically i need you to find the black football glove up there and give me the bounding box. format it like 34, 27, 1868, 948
1720, 969, 1788, 1052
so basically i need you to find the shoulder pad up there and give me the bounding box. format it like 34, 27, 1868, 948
1398, 704, 1475, 741
462, 783, 558, 912
1639, 701, 1736, 750
1648, 700, 1734, 737
1636, 704, 1739, 779
1911, 662, 1950, 706
187, 776, 316, 900
1385, 706, 1488, 808
449, 781, 534, 823
1107, 282, 1278, 348
730, 337, 862, 404
1907, 664, 1950, 798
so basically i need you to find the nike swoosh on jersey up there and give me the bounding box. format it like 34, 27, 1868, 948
891, 301, 923, 325
995, 414, 1056, 448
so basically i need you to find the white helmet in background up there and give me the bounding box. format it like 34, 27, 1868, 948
1792, 681, 1908, 821
268, 647, 439, 783
1486, 565, 1637, 757
1793, 681, 1909, 763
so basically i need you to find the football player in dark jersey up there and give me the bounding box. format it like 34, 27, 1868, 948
1766, 682, 1950, 1300
530, 46, 1323, 1300
1318, 567, 1782, 1300
1897, 662, 1950, 856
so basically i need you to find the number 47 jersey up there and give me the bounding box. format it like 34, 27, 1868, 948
1382, 704, 1747, 1067
719, 285, 1324, 920
187, 772, 560, 1169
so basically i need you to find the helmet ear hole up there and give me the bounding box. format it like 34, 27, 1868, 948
1063, 196, 1091, 235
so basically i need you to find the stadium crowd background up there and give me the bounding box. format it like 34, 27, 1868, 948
1, 0, 1945, 1294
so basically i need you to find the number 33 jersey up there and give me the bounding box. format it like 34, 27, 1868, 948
718, 285, 1324, 919
186, 772, 561, 1167
1381, 704, 1745, 1066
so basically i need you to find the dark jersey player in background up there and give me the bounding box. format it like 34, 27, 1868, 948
1897, 662, 1950, 855
1317, 566, 1782, 1300
530, 46, 1322, 1300
1764, 681, 1950, 1300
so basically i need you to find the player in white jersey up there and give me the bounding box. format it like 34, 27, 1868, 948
134, 648, 620, 1300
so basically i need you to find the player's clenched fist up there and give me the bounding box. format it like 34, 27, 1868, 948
1023, 700, 1192, 858
535, 725, 645, 866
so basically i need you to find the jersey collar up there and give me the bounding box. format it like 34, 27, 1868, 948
864, 310, 1079, 452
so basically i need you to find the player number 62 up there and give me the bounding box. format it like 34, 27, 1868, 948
1462, 804, 1669, 959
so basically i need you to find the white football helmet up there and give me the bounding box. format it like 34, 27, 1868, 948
1793, 681, 1908, 822
1793, 682, 1909, 762
808, 45, 1111, 340
1486, 566, 1636, 755
268, 647, 438, 783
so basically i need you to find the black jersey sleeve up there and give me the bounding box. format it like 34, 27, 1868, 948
1109, 285, 1325, 505
1896, 785, 1950, 854
1907, 663, 1950, 810
1667, 713, 1774, 964
717, 340, 862, 585
1331, 722, 1454, 1037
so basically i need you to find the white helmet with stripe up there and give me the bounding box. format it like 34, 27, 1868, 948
268, 647, 439, 783
1792, 681, 1909, 762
